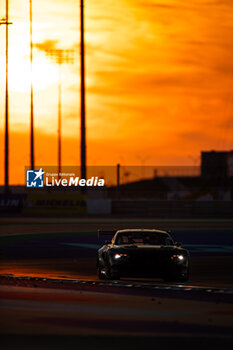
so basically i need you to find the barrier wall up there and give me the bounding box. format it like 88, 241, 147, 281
23, 194, 87, 215
112, 200, 233, 218
0, 194, 232, 217
87, 199, 112, 215
0, 194, 26, 214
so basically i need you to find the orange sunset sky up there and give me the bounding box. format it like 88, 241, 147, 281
0, 0, 233, 185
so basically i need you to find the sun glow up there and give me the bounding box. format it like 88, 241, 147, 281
0, 0, 232, 185
7, 53, 58, 93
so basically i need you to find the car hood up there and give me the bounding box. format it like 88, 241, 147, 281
113, 244, 187, 254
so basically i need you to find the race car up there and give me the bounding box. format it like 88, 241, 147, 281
97, 229, 189, 282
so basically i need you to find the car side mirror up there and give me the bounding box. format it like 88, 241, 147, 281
105, 240, 111, 245
175, 242, 182, 247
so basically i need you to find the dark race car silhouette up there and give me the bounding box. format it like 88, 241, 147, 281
97, 229, 189, 282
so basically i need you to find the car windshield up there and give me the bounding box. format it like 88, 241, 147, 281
115, 232, 173, 246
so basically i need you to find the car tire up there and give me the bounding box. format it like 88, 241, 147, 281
174, 267, 189, 282
163, 267, 189, 283
97, 266, 105, 280
105, 267, 120, 280
97, 261, 107, 280
97, 262, 120, 280
177, 268, 189, 282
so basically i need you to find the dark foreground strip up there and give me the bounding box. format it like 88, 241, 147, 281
1, 335, 233, 350
1, 275, 233, 303
24, 317, 233, 336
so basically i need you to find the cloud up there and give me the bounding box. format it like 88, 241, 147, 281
137, 1, 184, 10
35, 39, 59, 52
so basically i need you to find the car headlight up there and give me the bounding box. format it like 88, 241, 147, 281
171, 254, 184, 261
114, 253, 127, 259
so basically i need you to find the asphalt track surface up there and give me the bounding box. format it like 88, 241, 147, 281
0, 218, 233, 349
0, 217, 233, 287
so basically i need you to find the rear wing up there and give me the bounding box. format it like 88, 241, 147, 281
97, 229, 116, 241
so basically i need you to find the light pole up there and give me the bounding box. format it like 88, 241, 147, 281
51, 49, 73, 179
29, 0, 34, 170
0, 1, 12, 193
37, 48, 74, 178
58, 61, 62, 178
80, 0, 86, 180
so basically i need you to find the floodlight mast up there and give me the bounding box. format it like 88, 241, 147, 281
80, 0, 86, 181
0, 0, 12, 193
58, 62, 62, 178
30, 0, 34, 170
43, 49, 74, 179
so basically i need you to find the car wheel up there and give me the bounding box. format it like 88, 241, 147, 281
97, 263, 119, 280
177, 268, 189, 282
174, 268, 189, 282
164, 268, 189, 283
105, 266, 120, 280
97, 266, 105, 280
97, 261, 107, 280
